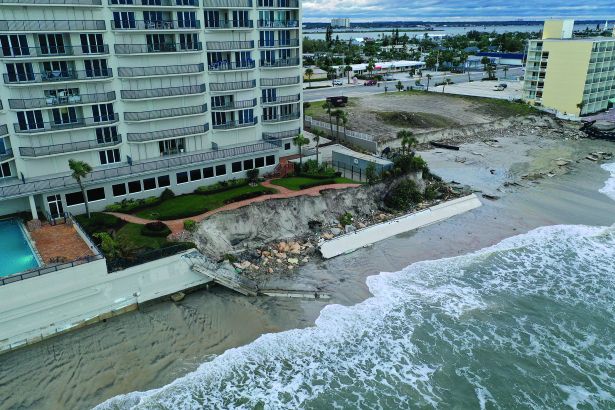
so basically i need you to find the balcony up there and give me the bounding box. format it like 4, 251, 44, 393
9, 91, 116, 110
127, 124, 209, 142
202, 0, 252, 7
114, 42, 202, 54
258, 39, 300, 48
206, 41, 254, 51
257, 20, 299, 28
257, 0, 298, 6
124, 104, 207, 121
0, 0, 102, 5
14, 116, 118, 134
261, 94, 300, 105
208, 60, 256, 72
19, 136, 122, 158
0, 20, 105, 32
117, 64, 203, 77
260, 76, 300, 86
263, 128, 300, 141
211, 98, 257, 111
110, 20, 200, 30
121, 84, 205, 100
209, 80, 256, 92
259, 58, 300, 68
0, 45, 109, 59
213, 117, 258, 130
3, 69, 113, 85
0, 148, 13, 162
204, 19, 253, 29
109, 0, 198, 6
263, 112, 300, 123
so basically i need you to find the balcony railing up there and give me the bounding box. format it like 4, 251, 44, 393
208, 60, 255, 71
110, 20, 200, 30
0, 124, 8, 136
257, 0, 298, 7
124, 104, 207, 121
19, 136, 122, 157
204, 19, 253, 29
14, 116, 118, 134
263, 127, 300, 141
0, 20, 106, 31
261, 94, 300, 105
0, 140, 277, 201
202, 0, 252, 7
206, 40, 254, 50
127, 124, 208, 142
259, 58, 300, 68
257, 19, 299, 28
109, 0, 199, 6
121, 84, 205, 99
209, 80, 256, 92
114, 42, 202, 54
0, 148, 13, 162
3, 68, 113, 84
260, 76, 300, 86
0, 45, 109, 58
258, 39, 299, 48
117, 64, 203, 77
9, 91, 116, 109
213, 117, 258, 130
0, 0, 102, 5
263, 112, 300, 123
211, 98, 256, 110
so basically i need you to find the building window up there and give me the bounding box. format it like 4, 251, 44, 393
190, 169, 202, 181
65, 191, 85, 206
176, 171, 188, 184
203, 167, 214, 178
158, 175, 170, 187
0, 162, 12, 178
128, 180, 142, 193
215, 164, 226, 176
99, 148, 121, 165
231, 161, 242, 173
243, 159, 254, 170
266, 155, 275, 166
284, 143, 291, 150
96, 126, 119, 144
112, 183, 127, 197
255, 157, 264, 168
87, 187, 106, 202
143, 177, 156, 191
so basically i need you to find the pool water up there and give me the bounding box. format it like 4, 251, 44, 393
0, 219, 40, 277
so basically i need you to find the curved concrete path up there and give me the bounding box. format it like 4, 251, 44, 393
106, 180, 361, 234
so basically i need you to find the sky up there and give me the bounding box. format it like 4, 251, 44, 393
302, 0, 615, 22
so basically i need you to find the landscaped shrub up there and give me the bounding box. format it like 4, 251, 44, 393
384, 179, 424, 211
76, 212, 125, 233
339, 212, 353, 227
141, 221, 171, 237
105, 196, 160, 213
183, 219, 197, 232
194, 179, 248, 195
393, 154, 428, 174
300, 160, 337, 178
223, 189, 275, 204
160, 188, 176, 201
298, 179, 336, 189
246, 169, 260, 185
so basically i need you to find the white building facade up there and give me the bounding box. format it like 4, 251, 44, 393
0, 0, 303, 218
330, 18, 349, 28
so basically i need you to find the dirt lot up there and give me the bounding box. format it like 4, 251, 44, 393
305, 91, 537, 142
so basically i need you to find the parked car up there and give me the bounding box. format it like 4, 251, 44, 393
364, 79, 377, 86
326, 96, 348, 107
332, 79, 343, 86
493, 83, 508, 91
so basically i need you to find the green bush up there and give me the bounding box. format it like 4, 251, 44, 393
246, 169, 260, 184
222, 189, 275, 204
298, 179, 336, 189
183, 219, 197, 232
339, 212, 353, 227
141, 221, 171, 237
365, 162, 379, 185
105, 196, 160, 213
385, 179, 424, 211
394, 154, 428, 174
76, 212, 125, 233
160, 188, 175, 201
194, 179, 248, 195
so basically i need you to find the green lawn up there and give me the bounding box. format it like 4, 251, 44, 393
115, 223, 170, 252
270, 176, 357, 191
134, 184, 276, 220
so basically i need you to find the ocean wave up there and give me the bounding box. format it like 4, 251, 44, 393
599, 162, 615, 202
95, 225, 615, 410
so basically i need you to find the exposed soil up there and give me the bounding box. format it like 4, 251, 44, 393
375, 111, 459, 129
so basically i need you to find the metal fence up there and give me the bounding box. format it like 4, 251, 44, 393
107, 244, 195, 272
3, 69, 113, 84
20, 136, 122, 157
304, 116, 379, 153
0, 20, 106, 31
202, 0, 251, 6
127, 124, 208, 142
260, 76, 300, 86
9, 91, 116, 110
121, 84, 205, 99
117, 64, 203, 78
124, 104, 207, 122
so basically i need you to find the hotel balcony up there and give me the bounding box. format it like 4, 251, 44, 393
117, 64, 204, 78
213, 117, 258, 130
202, 0, 252, 8
8, 91, 116, 110
108, 0, 198, 6
114, 42, 202, 54
14, 116, 118, 134
258, 39, 300, 48
0, 148, 13, 162
259, 58, 300, 68
262, 127, 300, 141
207, 60, 256, 72
260, 76, 300, 86
206, 41, 254, 51
211, 98, 256, 111
19, 136, 122, 158
257, 0, 298, 7
204, 19, 253, 29
124, 104, 207, 122
121, 84, 206, 100
257, 19, 299, 28
0, 0, 102, 6
127, 124, 209, 143
0, 45, 109, 59
110, 20, 201, 30
3, 68, 113, 85
261, 94, 300, 105
209, 80, 256, 92
262, 112, 300, 123
0, 20, 106, 32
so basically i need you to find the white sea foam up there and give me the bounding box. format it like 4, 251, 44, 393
95, 225, 615, 409
599, 162, 615, 201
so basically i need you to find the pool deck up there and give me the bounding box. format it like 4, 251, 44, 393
29, 224, 94, 264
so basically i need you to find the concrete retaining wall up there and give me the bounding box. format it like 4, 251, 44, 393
319, 194, 483, 259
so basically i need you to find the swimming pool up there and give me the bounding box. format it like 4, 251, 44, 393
0, 219, 41, 277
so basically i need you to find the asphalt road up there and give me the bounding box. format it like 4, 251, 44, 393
303, 67, 525, 102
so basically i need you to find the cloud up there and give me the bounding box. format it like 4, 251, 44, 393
302, 0, 615, 21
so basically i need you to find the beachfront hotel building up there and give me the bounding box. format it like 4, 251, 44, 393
0, 0, 303, 219
523, 19, 615, 117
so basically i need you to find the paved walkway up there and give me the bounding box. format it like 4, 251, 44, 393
106, 181, 361, 234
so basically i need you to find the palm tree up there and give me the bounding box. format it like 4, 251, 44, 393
293, 133, 310, 171
426, 73, 432, 91
313, 133, 321, 163
322, 100, 334, 137
367, 58, 376, 78
502, 66, 509, 79
343, 65, 353, 84
332, 109, 346, 140
396, 80, 404, 92
69, 159, 93, 218
340, 111, 348, 138
397, 130, 418, 155
305, 68, 314, 88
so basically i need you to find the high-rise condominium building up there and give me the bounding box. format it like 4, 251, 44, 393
0, 0, 302, 219
330, 18, 350, 29
523, 19, 615, 117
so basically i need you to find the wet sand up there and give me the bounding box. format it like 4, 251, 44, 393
0, 137, 613, 410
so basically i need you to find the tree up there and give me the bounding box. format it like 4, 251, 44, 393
332, 109, 346, 140
246, 168, 259, 185
322, 100, 334, 137
293, 133, 310, 170
577, 101, 585, 115
365, 162, 379, 185
502, 66, 509, 79
313, 132, 321, 163
396, 80, 404, 92
325, 26, 334, 45
366, 58, 376, 78
426, 73, 432, 91
480, 56, 491, 71
304, 67, 314, 88
93, 232, 121, 258
69, 159, 93, 218
397, 130, 417, 155
343, 65, 353, 84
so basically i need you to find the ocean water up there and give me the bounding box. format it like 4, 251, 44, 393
600, 162, 615, 201
96, 166, 615, 410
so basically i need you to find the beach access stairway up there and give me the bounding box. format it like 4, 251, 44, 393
182, 251, 259, 296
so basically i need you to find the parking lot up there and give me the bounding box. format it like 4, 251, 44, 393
427, 79, 522, 100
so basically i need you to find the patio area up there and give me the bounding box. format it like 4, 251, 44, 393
30, 223, 94, 264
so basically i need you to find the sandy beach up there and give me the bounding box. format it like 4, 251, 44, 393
0, 133, 613, 410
